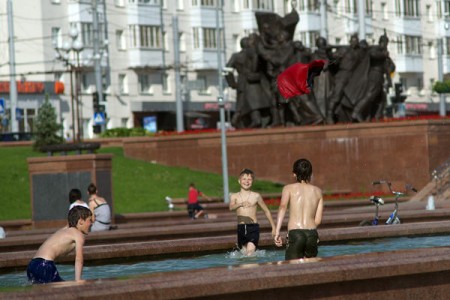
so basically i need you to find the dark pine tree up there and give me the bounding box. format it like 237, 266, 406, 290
33, 94, 63, 151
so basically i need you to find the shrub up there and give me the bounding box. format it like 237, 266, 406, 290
433, 80, 450, 94
33, 94, 63, 151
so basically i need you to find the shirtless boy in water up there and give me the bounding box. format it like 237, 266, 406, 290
27, 206, 92, 284
229, 169, 276, 255
274, 158, 323, 260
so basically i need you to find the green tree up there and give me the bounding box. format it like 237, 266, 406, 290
433, 79, 450, 94
33, 94, 63, 151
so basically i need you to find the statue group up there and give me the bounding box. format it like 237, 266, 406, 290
225, 9, 395, 128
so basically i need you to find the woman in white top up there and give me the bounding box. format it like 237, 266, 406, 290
68, 188, 89, 211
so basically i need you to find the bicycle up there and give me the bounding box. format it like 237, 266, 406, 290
359, 180, 417, 226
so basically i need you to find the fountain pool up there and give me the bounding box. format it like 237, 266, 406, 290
1, 234, 449, 288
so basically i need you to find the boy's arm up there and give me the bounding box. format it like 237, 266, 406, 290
314, 189, 324, 226
257, 194, 275, 237
274, 186, 290, 247
73, 232, 85, 281
229, 193, 243, 211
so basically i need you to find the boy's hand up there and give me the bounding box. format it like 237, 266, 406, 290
274, 235, 283, 247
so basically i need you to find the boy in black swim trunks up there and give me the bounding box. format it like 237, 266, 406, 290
274, 158, 324, 260
229, 169, 276, 255
27, 206, 92, 284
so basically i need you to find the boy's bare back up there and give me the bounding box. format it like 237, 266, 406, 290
282, 182, 323, 230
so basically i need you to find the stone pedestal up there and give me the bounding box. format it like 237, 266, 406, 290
27, 154, 113, 228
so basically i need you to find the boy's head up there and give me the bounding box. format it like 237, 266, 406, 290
87, 183, 97, 195
68, 206, 92, 233
293, 159, 312, 183
239, 168, 255, 179
238, 169, 255, 189
189, 183, 195, 188
69, 188, 82, 204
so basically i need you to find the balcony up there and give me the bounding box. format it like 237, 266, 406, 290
298, 11, 321, 31
190, 49, 226, 70
127, 1, 161, 25
394, 54, 423, 73
392, 17, 421, 36
189, 6, 222, 28
128, 48, 164, 68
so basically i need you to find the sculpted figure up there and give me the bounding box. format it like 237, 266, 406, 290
226, 35, 272, 128
351, 33, 394, 122
326, 34, 363, 124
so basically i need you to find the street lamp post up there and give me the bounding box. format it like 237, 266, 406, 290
54, 28, 84, 142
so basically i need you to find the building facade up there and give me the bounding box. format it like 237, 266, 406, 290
0, 0, 448, 139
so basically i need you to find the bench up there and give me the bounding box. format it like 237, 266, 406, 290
40, 142, 101, 156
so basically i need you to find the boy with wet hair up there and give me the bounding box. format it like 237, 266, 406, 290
27, 206, 93, 284
274, 158, 324, 260
229, 168, 276, 255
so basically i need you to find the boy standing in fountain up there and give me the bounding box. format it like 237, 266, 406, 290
229, 168, 276, 256
26, 206, 92, 284
274, 158, 323, 260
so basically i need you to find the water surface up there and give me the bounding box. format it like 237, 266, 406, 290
1, 235, 449, 288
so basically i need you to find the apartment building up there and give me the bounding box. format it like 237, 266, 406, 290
0, 0, 448, 139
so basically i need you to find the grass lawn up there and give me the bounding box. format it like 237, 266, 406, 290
0, 146, 283, 221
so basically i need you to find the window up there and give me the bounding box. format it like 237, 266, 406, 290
81, 23, 93, 48
397, 35, 422, 55
81, 74, 91, 93
197, 75, 208, 93
116, 30, 126, 50
119, 74, 128, 94
253, 0, 272, 10
138, 74, 151, 94
203, 28, 217, 49
395, 0, 401, 16
51, 0, 61, 4
405, 35, 422, 54
162, 73, 170, 92
193, 27, 223, 49
241, 0, 271, 10
177, 0, 184, 9
192, 0, 215, 7
365, 0, 372, 16
395, 0, 420, 17
426, 5, 433, 22
437, 0, 450, 18
54, 72, 63, 82
129, 25, 162, 48
381, 2, 388, 19
115, 0, 125, 6
179, 32, 186, 52
345, 0, 357, 14
299, 31, 319, 48
404, 0, 420, 17
298, 0, 319, 12
51, 27, 61, 48
446, 38, 450, 55
193, 28, 200, 48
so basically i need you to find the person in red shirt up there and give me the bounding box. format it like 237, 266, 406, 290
188, 183, 210, 219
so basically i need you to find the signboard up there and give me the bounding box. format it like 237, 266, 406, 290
16, 108, 23, 120
93, 112, 106, 125
0, 98, 4, 115
143, 116, 157, 133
